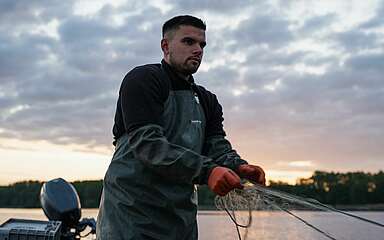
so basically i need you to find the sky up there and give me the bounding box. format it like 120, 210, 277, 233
0, 0, 383, 185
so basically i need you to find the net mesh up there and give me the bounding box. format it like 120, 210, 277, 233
214, 181, 384, 240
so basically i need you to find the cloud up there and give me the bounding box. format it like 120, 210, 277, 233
0, 1, 169, 148
298, 13, 337, 35
332, 30, 380, 51
288, 161, 313, 167
0, 0, 383, 176
168, 0, 257, 13
359, 1, 384, 29
232, 15, 293, 48
346, 52, 384, 72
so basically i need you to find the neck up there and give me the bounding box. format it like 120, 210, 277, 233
164, 58, 191, 81
176, 72, 190, 81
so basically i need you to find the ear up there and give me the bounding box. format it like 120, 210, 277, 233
161, 38, 169, 55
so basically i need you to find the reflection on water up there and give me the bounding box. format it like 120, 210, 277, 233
1, 209, 383, 240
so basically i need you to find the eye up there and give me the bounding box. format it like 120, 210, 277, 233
182, 38, 195, 45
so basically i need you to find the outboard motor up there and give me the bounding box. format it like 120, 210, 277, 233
40, 178, 96, 239
40, 178, 81, 228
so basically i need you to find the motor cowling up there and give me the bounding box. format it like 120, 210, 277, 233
40, 178, 81, 228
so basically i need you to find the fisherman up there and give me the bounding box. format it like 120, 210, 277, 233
96, 15, 266, 240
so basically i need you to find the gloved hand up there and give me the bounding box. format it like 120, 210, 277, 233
236, 164, 266, 185
208, 166, 243, 196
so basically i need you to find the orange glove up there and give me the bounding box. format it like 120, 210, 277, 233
237, 164, 266, 185
208, 166, 243, 196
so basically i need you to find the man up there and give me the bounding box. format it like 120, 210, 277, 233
97, 15, 265, 240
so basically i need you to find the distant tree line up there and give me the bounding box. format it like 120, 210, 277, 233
270, 171, 384, 205
0, 171, 383, 209
0, 180, 102, 208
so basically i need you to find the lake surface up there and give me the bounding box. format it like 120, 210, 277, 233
0, 209, 383, 239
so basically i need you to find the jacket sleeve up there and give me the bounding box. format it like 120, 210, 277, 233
201, 92, 248, 178
117, 66, 217, 183
203, 135, 247, 171
126, 124, 218, 183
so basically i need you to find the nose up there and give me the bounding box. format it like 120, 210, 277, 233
192, 44, 203, 56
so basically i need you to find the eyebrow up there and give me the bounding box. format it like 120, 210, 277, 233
181, 37, 207, 47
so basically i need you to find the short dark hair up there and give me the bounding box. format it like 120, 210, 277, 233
162, 15, 206, 37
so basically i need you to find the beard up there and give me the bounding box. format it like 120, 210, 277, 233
169, 53, 200, 75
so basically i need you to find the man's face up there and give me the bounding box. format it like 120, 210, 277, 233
162, 25, 206, 75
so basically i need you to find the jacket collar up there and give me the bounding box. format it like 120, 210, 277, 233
161, 59, 195, 85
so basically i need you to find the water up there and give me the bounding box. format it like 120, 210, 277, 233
0, 209, 383, 239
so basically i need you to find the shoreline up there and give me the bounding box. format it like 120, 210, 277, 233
198, 203, 384, 211
334, 204, 384, 211
2, 204, 384, 211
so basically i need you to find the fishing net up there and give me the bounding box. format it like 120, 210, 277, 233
214, 181, 384, 240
